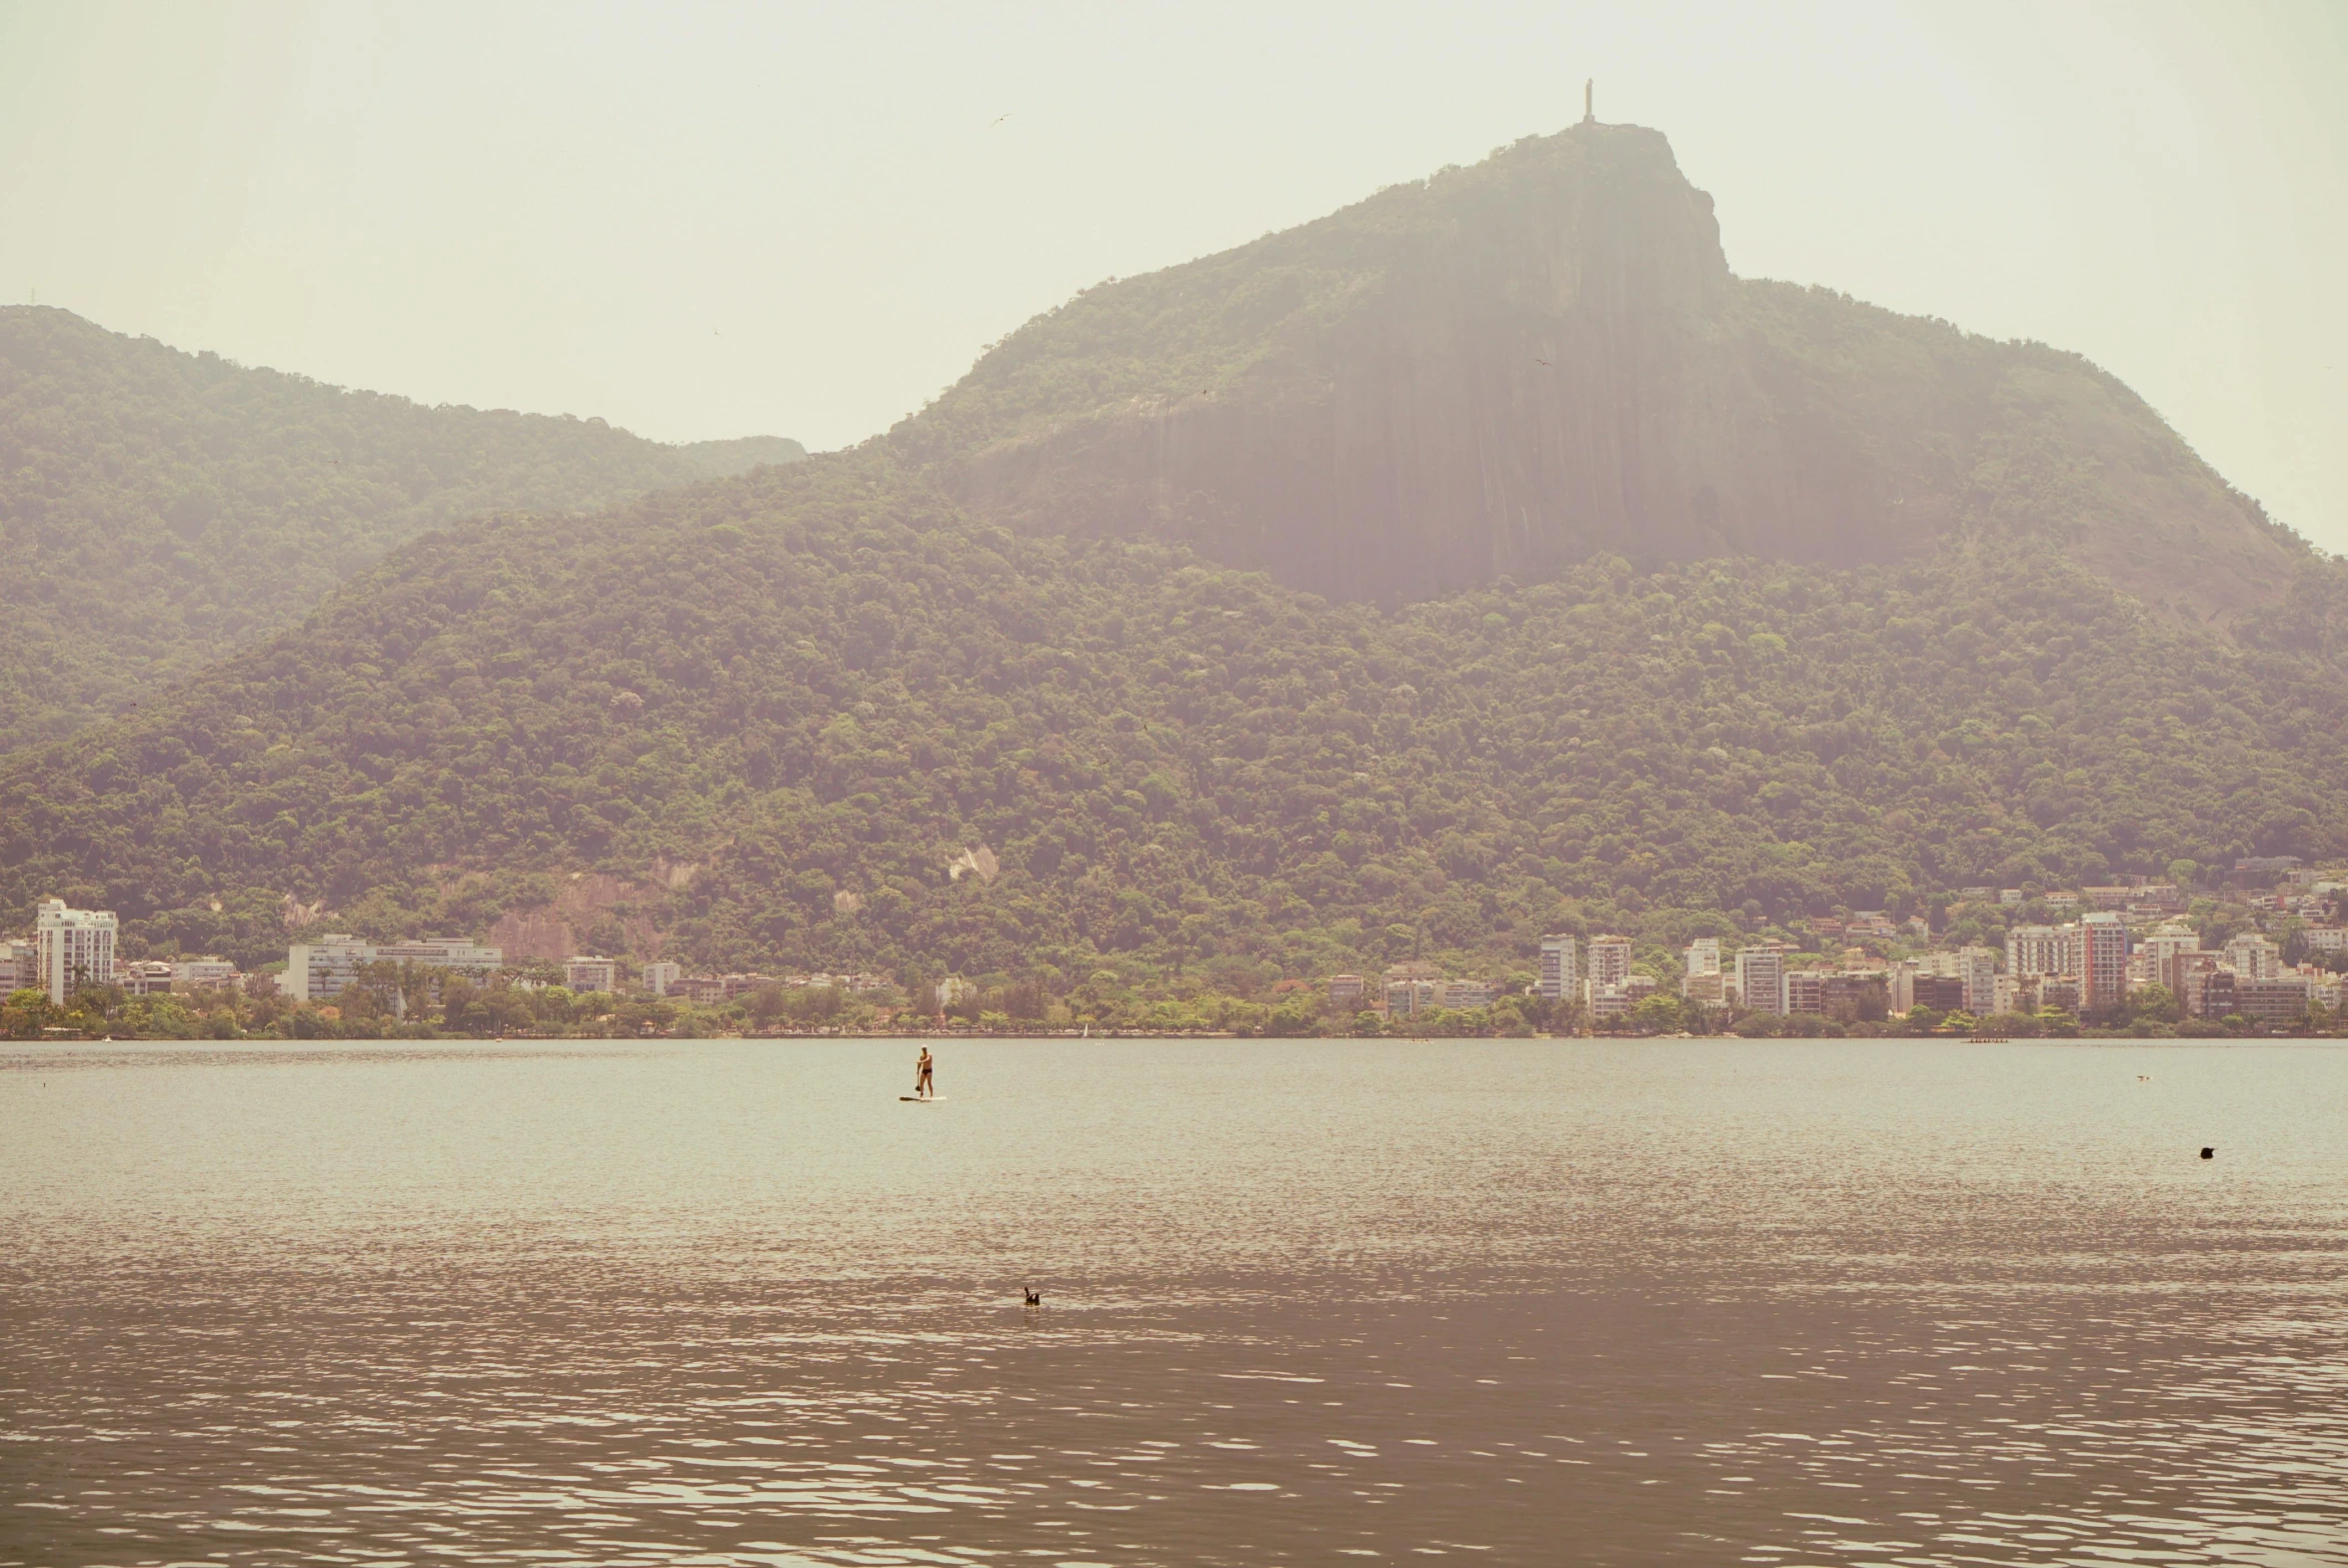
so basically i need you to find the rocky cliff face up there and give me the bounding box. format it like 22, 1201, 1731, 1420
902, 122, 2299, 627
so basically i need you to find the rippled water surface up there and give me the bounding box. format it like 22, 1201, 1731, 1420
4, 1037, 2346, 1566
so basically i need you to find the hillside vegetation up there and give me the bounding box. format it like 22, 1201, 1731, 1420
8, 119, 2346, 1004
0, 306, 803, 750
899, 123, 2305, 627
5, 450, 2343, 988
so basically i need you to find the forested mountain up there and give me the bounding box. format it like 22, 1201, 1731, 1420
4, 451, 2342, 982
897, 122, 2306, 630
670, 435, 814, 479
5, 121, 2343, 992
0, 306, 804, 751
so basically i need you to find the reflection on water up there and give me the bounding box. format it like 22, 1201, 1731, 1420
4, 1038, 2345, 1565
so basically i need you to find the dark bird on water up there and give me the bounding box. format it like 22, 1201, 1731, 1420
1023, 1286, 1042, 1306
2201, 1147, 2215, 1159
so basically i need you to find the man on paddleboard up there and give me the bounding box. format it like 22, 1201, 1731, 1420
914, 1045, 935, 1099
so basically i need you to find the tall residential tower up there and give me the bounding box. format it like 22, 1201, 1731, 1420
35, 897, 117, 1005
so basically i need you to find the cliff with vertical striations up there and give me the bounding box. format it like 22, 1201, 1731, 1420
895, 121, 2301, 630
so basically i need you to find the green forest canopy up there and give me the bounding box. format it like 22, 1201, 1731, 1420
0, 305, 802, 751
6, 449, 2344, 990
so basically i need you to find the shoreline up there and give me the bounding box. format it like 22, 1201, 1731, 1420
12, 1030, 2343, 1047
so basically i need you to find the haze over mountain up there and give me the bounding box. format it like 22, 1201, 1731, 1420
901, 121, 2307, 628
0, 305, 805, 752
4, 122, 2341, 985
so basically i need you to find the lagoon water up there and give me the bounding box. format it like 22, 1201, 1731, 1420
3, 1037, 2346, 1566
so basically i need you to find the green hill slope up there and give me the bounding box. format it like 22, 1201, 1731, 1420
4, 450, 2341, 980
0, 306, 804, 750
898, 122, 2304, 631
7, 120, 2343, 994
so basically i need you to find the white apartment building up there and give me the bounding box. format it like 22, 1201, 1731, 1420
642, 959, 683, 997
2222, 932, 2281, 980
1, 936, 34, 992
1586, 935, 1634, 991
379, 936, 502, 969
283, 934, 503, 1002
1684, 937, 1721, 978
1588, 986, 1634, 1022
2079, 912, 2129, 1011
1956, 945, 1999, 1014
36, 897, 119, 1005
1384, 978, 1440, 1017
119, 960, 176, 996
565, 957, 620, 993
1991, 972, 2030, 1015
2002, 916, 2134, 1010
173, 956, 240, 990
2007, 924, 2070, 978
1783, 969, 1826, 1016
2135, 924, 2200, 994
1437, 979, 1494, 1009
284, 936, 371, 1002
1537, 934, 1579, 1001
1734, 945, 1788, 1016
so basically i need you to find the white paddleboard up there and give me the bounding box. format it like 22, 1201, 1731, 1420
900, 1094, 946, 1102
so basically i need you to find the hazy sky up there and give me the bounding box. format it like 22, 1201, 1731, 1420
4, 1, 2343, 549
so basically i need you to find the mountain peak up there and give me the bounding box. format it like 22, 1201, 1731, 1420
898, 121, 2297, 625
897, 119, 1726, 467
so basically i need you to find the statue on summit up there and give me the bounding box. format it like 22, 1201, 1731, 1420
1583, 79, 1594, 124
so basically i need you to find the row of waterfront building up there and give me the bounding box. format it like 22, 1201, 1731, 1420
2, 900, 885, 1009
1331, 907, 2346, 1026
14, 873, 2343, 1031
283, 938, 884, 1006
0, 908, 522, 1008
